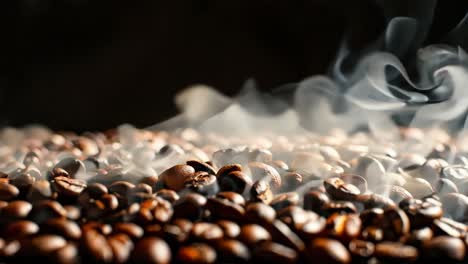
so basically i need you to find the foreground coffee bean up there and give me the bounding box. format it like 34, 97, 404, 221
53, 176, 86, 197
177, 243, 216, 264
3, 220, 39, 239
252, 242, 297, 264
250, 180, 274, 203
245, 202, 276, 224
0, 182, 19, 201
218, 170, 252, 194
130, 237, 171, 264
160, 165, 195, 191
214, 239, 250, 263
324, 177, 360, 200
82, 229, 113, 263
184, 172, 219, 196
374, 242, 418, 262
1, 200, 32, 219
173, 193, 207, 221
307, 238, 351, 264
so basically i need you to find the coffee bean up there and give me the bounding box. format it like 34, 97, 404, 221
400, 198, 442, 229
160, 165, 195, 191
281, 172, 303, 191
277, 206, 317, 228
206, 197, 245, 221
3, 220, 39, 239
296, 214, 327, 241
326, 213, 361, 243
214, 239, 250, 263
132, 183, 153, 195
248, 162, 281, 189
216, 220, 240, 238
434, 178, 459, 195
382, 208, 410, 241
25, 234, 67, 256
29, 200, 67, 223
27, 180, 53, 201
270, 192, 300, 211
406, 227, 433, 247
1, 200, 32, 219
53, 176, 86, 197
78, 183, 108, 205
359, 208, 384, 227
324, 177, 360, 200
107, 234, 134, 264
63, 205, 81, 220
49, 167, 70, 180
271, 160, 289, 172
238, 224, 271, 247
441, 193, 468, 222
218, 171, 252, 194
0, 182, 19, 201
403, 178, 434, 199
348, 239, 374, 261
307, 238, 351, 264
361, 226, 384, 242
322, 201, 357, 216
152, 197, 174, 223
50, 242, 79, 264
190, 222, 224, 243
216, 164, 242, 178
245, 202, 276, 224
113, 222, 144, 240
54, 158, 86, 178
173, 193, 207, 221
177, 243, 216, 264
340, 174, 367, 194
216, 191, 245, 206
303, 191, 330, 213
432, 217, 466, 238
155, 189, 180, 203
131, 237, 171, 264
250, 180, 273, 204
422, 236, 465, 261
355, 193, 395, 210
108, 181, 135, 197
9, 172, 35, 194
268, 220, 305, 251
383, 185, 413, 204
184, 172, 219, 196
81, 229, 113, 263
252, 242, 297, 264
186, 160, 216, 175
374, 242, 418, 262
41, 218, 82, 240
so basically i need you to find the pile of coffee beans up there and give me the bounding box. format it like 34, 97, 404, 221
1, 125, 468, 263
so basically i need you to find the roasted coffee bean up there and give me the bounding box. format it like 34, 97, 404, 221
53, 176, 86, 197
326, 213, 361, 243
214, 239, 250, 263
404, 178, 434, 199
160, 164, 195, 191
281, 172, 303, 191
155, 189, 180, 203
304, 191, 330, 213
27, 180, 53, 201
216, 191, 245, 206
277, 206, 318, 229
296, 214, 327, 241
184, 172, 219, 196
245, 202, 276, 224
49, 167, 70, 180
82, 222, 113, 235
23, 234, 67, 256
216, 220, 240, 238
325, 177, 360, 200
9, 172, 35, 195
152, 197, 174, 223
432, 217, 466, 238
406, 227, 433, 247
108, 181, 135, 197
359, 208, 384, 227
250, 180, 273, 204
307, 238, 351, 264
140, 175, 159, 189
206, 197, 244, 221
113, 222, 144, 240
268, 220, 305, 251
348, 239, 374, 261
1, 200, 32, 219
374, 242, 418, 262
173, 193, 207, 221
400, 198, 442, 229
81, 229, 113, 263
270, 192, 300, 211
186, 160, 216, 175
252, 242, 297, 264
340, 174, 367, 193
107, 234, 134, 264
29, 200, 67, 223
441, 193, 468, 222
374, 185, 413, 204
0, 182, 19, 201
361, 226, 384, 242
272, 160, 290, 172
54, 157, 86, 178
190, 222, 224, 243
132, 183, 153, 195
131, 237, 171, 264
355, 193, 395, 210
50, 242, 79, 264
64, 205, 81, 220
434, 178, 459, 195
422, 236, 465, 261
322, 201, 357, 216
161, 223, 189, 249
41, 218, 82, 240
177, 243, 216, 264
78, 183, 108, 204
3, 220, 39, 239
216, 164, 242, 178
218, 171, 252, 194
382, 208, 410, 241
238, 224, 271, 247
248, 162, 281, 189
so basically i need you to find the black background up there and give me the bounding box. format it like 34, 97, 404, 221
2, 0, 468, 131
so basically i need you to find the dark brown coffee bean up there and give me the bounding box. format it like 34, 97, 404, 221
359, 208, 384, 227
0, 239, 20, 257
250, 180, 273, 204
108, 233, 134, 264
53, 176, 86, 197
214, 239, 250, 263
187, 160, 216, 175
173, 193, 207, 221
26, 180, 53, 201
1, 200, 32, 219
78, 183, 108, 204
132, 183, 153, 195
406, 227, 433, 247
190, 222, 224, 243
29, 200, 67, 223
307, 238, 351, 264
238, 224, 272, 247
374, 242, 418, 262
63, 205, 80, 221
296, 214, 327, 241
322, 201, 357, 216
3, 220, 39, 239
26, 234, 67, 256
153, 198, 174, 223
348, 239, 374, 261
140, 175, 159, 189
422, 236, 465, 261
270, 192, 300, 211
325, 177, 360, 201
54, 158, 86, 178
184, 172, 219, 196
441, 193, 468, 222
361, 226, 384, 242
113, 222, 143, 240
50, 242, 79, 264
216, 164, 242, 178
155, 189, 180, 203
245, 202, 276, 224
216, 220, 240, 238
82, 222, 113, 235
248, 162, 281, 189
0, 182, 19, 201
177, 243, 216, 264
382, 208, 410, 241
49, 167, 70, 180
41, 218, 82, 240
218, 171, 252, 194
355, 193, 395, 210
326, 213, 361, 243
281, 172, 303, 191
206, 197, 245, 221
400, 198, 442, 229
160, 164, 195, 191
303, 191, 330, 213
108, 181, 135, 197
82, 229, 113, 263
252, 242, 297, 264
216, 191, 245, 206
277, 206, 316, 228
432, 217, 466, 238
268, 220, 305, 251
144, 224, 163, 237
